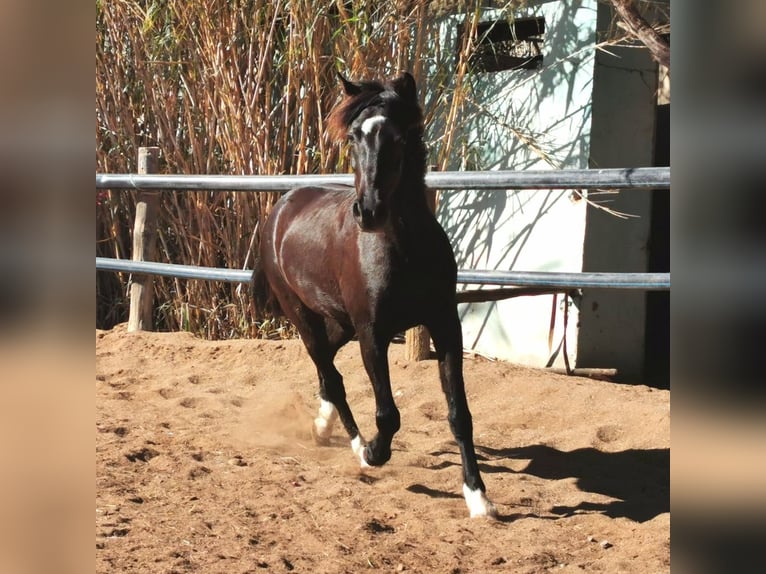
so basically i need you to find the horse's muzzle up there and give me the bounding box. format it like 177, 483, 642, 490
352, 199, 387, 231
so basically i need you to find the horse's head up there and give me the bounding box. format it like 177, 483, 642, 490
328, 72, 423, 232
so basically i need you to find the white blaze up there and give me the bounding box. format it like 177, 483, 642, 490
360, 115, 386, 135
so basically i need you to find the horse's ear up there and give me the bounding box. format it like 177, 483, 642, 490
391, 72, 417, 103
338, 72, 363, 96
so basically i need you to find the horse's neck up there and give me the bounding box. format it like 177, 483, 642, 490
391, 167, 429, 219
397, 182, 430, 215
387, 178, 434, 248
394, 137, 430, 217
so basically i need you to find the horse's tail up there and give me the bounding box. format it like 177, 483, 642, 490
250, 256, 282, 320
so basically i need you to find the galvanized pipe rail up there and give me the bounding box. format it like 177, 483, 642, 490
96, 166, 670, 191
96, 166, 670, 293
96, 257, 670, 290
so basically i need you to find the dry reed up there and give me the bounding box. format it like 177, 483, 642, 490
96, 1, 668, 338
101, 1, 597, 338
96, 0, 501, 338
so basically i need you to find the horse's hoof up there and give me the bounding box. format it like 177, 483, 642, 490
362, 444, 391, 467
463, 484, 498, 518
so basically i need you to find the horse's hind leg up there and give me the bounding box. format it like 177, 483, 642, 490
426, 308, 496, 518
308, 318, 345, 442
265, 278, 364, 453
308, 317, 360, 447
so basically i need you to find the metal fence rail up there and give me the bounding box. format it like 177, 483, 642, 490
96, 257, 670, 290
96, 166, 670, 191
96, 166, 671, 293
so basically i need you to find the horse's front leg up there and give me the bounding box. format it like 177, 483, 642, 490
427, 309, 497, 518
356, 327, 400, 467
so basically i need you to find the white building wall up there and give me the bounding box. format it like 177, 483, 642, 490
576, 2, 660, 381
430, 1, 597, 366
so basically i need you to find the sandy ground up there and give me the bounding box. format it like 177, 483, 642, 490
96, 324, 669, 573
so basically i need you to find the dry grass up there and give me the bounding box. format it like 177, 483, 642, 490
96, 0, 509, 338
98, 1, 667, 338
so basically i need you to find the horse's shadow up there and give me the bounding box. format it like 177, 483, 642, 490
407, 444, 669, 523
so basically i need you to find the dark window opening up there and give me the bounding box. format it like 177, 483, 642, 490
460, 17, 545, 73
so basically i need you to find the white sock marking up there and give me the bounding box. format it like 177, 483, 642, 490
351, 434, 371, 468
360, 115, 386, 135
463, 483, 497, 518
313, 399, 337, 439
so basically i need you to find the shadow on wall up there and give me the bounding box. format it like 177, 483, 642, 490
419, 2, 598, 360
438, 188, 572, 271
427, 0, 596, 273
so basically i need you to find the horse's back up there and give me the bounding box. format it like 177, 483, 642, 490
269, 185, 355, 241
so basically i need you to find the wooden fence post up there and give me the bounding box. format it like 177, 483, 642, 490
127, 147, 161, 332
405, 185, 437, 361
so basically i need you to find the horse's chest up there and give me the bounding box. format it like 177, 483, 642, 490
359, 245, 447, 303
346, 228, 454, 327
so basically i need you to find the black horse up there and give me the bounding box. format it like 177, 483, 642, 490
252, 72, 495, 517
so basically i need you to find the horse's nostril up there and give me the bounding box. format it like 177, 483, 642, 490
352, 198, 382, 230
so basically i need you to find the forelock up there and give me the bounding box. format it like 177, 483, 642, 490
327, 85, 421, 142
